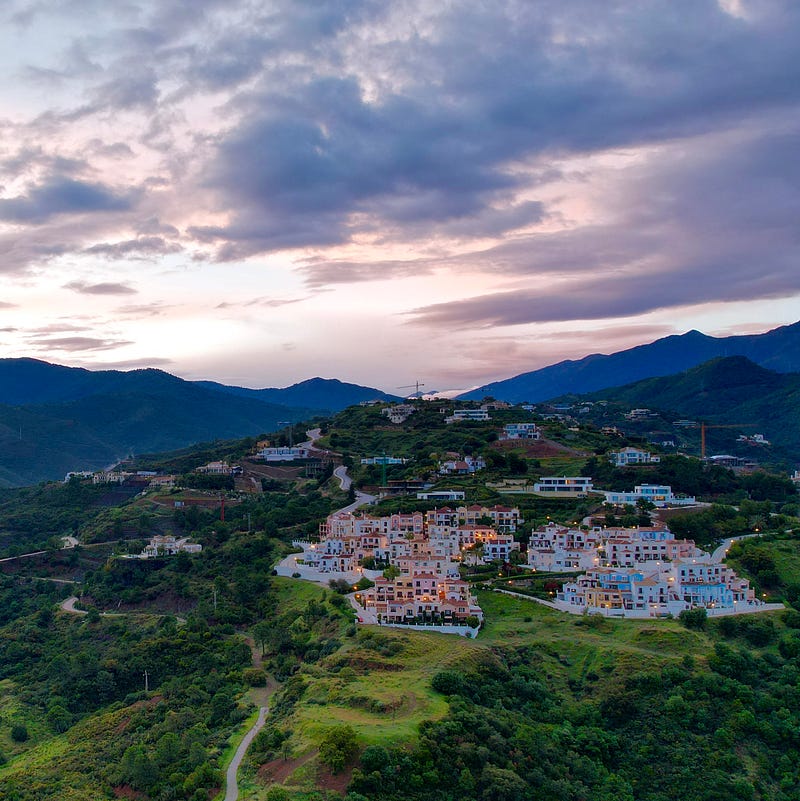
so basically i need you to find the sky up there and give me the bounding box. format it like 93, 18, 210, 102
1, 0, 799, 394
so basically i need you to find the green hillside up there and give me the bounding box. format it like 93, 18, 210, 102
0, 410, 798, 800
0, 386, 319, 487
553, 356, 800, 464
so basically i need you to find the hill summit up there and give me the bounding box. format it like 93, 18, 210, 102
458, 321, 800, 403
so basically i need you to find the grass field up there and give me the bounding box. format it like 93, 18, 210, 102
247, 578, 746, 799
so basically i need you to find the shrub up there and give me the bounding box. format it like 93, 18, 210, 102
783, 608, 800, 629
11, 724, 29, 742
243, 667, 267, 687
678, 607, 707, 630
431, 670, 466, 695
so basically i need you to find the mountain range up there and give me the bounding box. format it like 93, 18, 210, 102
1, 320, 798, 486
0, 360, 397, 487
458, 321, 800, 403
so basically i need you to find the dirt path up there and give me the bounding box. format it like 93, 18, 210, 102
59, 595, 186, 624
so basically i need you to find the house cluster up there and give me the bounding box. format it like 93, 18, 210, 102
527, 521, 759, 616
123, 534, 202, 559
303, 504, 522, 625
558, 559, 757, 617
527, 521, 700, 572
65, 469, 177, 488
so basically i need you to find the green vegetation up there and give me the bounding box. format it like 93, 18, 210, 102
0, 404, 798, 800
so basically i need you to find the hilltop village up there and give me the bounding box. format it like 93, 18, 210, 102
63, 397, 792, 633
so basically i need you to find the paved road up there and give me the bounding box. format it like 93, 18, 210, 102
304, 427, 322, 445
711, 532, 761, 563
225, 702, 270, 801
60, 596, 88, 615
331, 464, 376, 513
337, 490, 376, 514
333, 465, 352, 491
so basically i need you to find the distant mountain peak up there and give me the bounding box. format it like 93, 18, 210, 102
458, 320, 800, 403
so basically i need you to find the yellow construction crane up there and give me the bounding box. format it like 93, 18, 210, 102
697, 421, 756, 458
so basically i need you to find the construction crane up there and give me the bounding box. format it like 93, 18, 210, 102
398, 381, 425, 397
696, 421, 756, 458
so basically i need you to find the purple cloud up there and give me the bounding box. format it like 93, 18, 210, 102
63, 280, 137, 295
0, 177, 136, 223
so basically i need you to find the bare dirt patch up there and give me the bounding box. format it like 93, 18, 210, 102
257, 749, 318, 785
492, 437, 589, 458
112, 785, 146, 799
316, 762, 354, 795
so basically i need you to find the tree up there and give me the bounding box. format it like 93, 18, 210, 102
253, 621, 272, 657
319, 724, 358, 774
156, 732, 181, 766
47, 704, 71, 733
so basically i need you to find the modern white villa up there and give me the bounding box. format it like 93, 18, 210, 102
608, 447, 661, 466
601, 484, 695, 507
532, 476, 594, 496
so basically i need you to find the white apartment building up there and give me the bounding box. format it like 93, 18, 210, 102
527, 523, 603, 571
255, 447, 312, 461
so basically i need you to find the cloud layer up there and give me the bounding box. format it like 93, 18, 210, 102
1, 0, 799, 387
